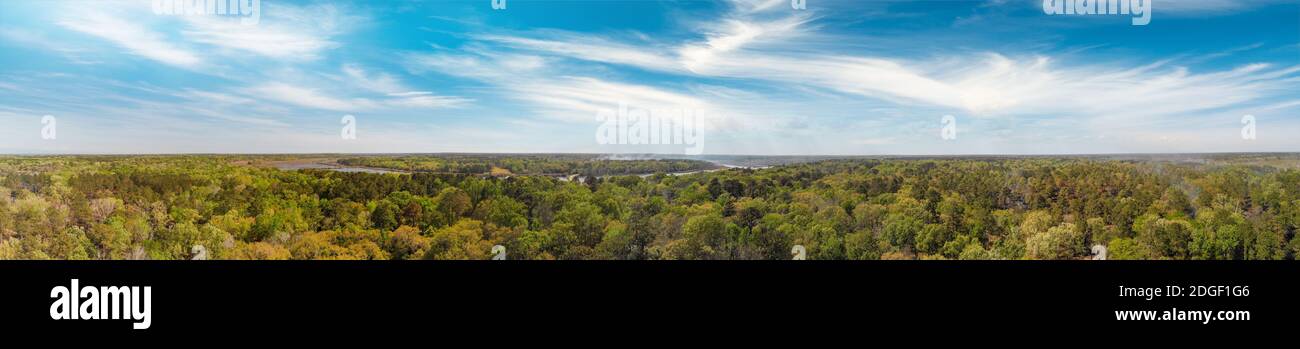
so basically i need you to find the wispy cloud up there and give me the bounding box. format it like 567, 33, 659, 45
468, 0, 1300, 125
1157, 0, 1293, 14
0, 27, 101, 64
245, 82, 365, 111
179, 3, 350, 60
482, 33, 683, 73
58, 11, 200, 67
246, 67, 470, 112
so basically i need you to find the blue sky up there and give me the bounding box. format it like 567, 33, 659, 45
0, 0, 1297, 155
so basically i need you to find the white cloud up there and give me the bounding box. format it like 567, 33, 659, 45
404, 50, 546, 79
58, 12, 200, 67
728, 0, 790, 14
392, 0, 1300, 154
406, 49, 734, 129
342, 64, 407, 94
245, 82, 370, 111
246, 72, 469, 112
385, 94, 470, 109
12, 0, 1298, 154
0, 27, 102, 64
679, 14, 812, 73
469, 2, 1300, 128
180, 4, 347, 60
52, 1, 355, 72
182, 18, 336, 60
337, 64, 472, 108
514, 76, 715, 122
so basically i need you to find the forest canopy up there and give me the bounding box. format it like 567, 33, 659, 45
1, 154, 1297, 260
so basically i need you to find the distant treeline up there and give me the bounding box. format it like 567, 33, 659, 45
338, 154, 714, 176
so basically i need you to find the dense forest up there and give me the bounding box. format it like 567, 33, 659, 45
0, 154, 1297, 260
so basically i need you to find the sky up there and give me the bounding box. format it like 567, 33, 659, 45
0, 0, 1297, 155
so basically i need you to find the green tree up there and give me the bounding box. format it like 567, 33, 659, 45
435, 187, 472, 223
1025, 223, 1084, 260
555, 202, 606, 247
371, 200, 400, 232
423, 219, 492, 260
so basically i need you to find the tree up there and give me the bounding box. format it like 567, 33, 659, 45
90, 217, 132, 260
387, 226, 429, 260
1132, 214, 1191, 259
513, 229, 555, 260
882, 213, 922, 252
435, 187, 472, 223
957, 243, 991, 260
1189, 203, 1246, 260
289, 232, 350, 260
228, 241, 291, 260
1107, 238, 1149, 260
936, 193, 965, 231
371, 200, 400, 232
477, 197, 528, 229
0, 239, 20, 259
1025, 223, 1084, 260
555, 202, 605, 247
941, 235, 979, 259
48, 227, 91, 260
321, 199, 369, 231
915, 223, 952, 255
4, 154, 1299, 261
844, 230, 881, 260
678, 214, 726, 259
